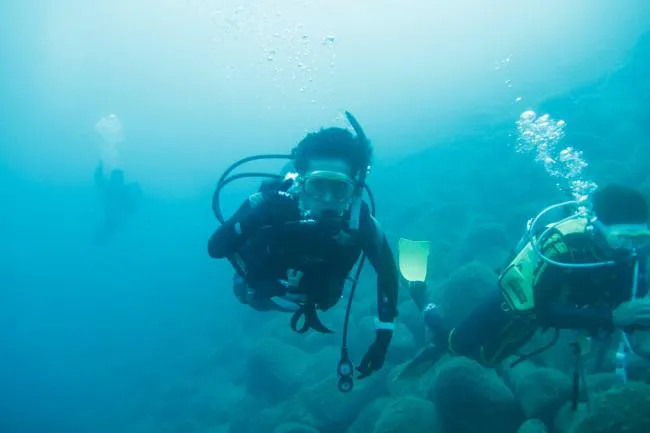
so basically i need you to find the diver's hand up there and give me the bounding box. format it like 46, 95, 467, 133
357, 329, 392, 379
237, 193, 269, 234
287, 269, 304, 290
613, 298, 650, 330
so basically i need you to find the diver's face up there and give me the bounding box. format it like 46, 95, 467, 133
299, 158, 356, 217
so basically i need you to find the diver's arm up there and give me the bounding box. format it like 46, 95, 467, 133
361, 211, 399, 323
537, 304, 615, 332
354, 209, 399, 378
207, 193, 267, 259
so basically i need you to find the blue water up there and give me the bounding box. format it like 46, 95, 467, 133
2, 2, 650, 433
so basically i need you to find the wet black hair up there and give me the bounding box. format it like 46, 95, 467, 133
291, 127, 372, 178
591, 184, 649, 225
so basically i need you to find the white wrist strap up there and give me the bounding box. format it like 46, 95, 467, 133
374, 317, 395, 331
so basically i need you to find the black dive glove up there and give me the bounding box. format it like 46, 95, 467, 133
238, 192, 292, 235
357, 325, 393, 379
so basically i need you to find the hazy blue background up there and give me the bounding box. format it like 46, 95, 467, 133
2, 1, 650, 432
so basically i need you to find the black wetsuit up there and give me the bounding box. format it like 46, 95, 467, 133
208, 188, 399, 327
425, 231, 647, 366
94, 166, 140, 244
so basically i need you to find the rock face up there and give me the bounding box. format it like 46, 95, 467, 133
570, 382, 650, 433
457, 223, 511, 270
245, 338, 309, 404
553, 402, 588, 433
513, 367, 572, 425
373, 396, 437, 433
584, 373, 620, 399
347, 397, 393, 433
228, 405, 286, 433
281, 372, 386, 431
273, 423, 318, 433
517, 419, 549, 433
433, 261, 498, 328
434, 357, 524, 433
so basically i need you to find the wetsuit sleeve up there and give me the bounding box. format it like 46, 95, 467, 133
359, 207, 399, 323
207, 193, 267, 259
538, 304, 615, 332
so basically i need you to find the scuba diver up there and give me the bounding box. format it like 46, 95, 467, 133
396, 184, 650, 384
207, 112, 399, 391
93, 162, 141, 244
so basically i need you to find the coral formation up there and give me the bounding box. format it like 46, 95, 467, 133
372, 396, 437, 433
570, 382, 650, 433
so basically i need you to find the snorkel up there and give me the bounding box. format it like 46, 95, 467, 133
344, 111, 372, 231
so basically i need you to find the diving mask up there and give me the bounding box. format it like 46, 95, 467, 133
302, 170, 356, 203
593, 220, 650, 252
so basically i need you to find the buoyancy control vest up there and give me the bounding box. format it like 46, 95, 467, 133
499, 217, 589, 313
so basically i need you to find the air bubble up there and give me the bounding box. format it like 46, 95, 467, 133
515, 110, 593, 199
520, 110, 536, 121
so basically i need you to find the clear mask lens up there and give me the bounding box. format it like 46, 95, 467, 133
303, 171, 355, 203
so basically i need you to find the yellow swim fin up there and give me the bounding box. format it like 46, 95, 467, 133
397, 238, 431, 282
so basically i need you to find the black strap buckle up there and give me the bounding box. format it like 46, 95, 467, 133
290, 303, 334, 334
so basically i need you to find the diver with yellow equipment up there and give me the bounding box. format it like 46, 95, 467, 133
207, 112, 400, 392
397, 184, 650, 382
